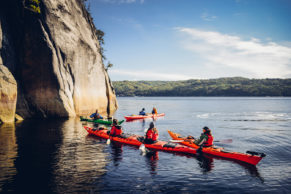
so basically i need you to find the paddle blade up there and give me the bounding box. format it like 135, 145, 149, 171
170, 140, 184, 143
215, 139, 233, 143
139, 144, 147, 154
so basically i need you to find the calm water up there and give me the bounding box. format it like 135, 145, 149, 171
0, 97, 291, 193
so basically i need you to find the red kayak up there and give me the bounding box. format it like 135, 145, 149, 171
84, 126, 197, 155
124, 113, 165, 121
168, 130, 266, 165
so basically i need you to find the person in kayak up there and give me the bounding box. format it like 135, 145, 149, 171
152, 107, 157, 114
193, 126, 213, 147
109, 119, 123, 137
139, 108, 146, 116
144, 122, 159, 144
90, 109, 103, 120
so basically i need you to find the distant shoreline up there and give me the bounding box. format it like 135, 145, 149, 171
116, 96, 291, 97
112, 77, 291, 97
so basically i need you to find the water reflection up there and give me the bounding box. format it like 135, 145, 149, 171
53, 118, 108, 193
144, 151, 159, 175
196, 154, 214, 173
0, 123, 17, 193
12, 119, 64, 194
204, 154, 264, 182
110, 142, 123, 166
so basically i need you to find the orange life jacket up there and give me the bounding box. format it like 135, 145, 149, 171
110, 125, 122, 136
152, 128, 158, 141
204, 134, 213, 147
145, 128, 153, 139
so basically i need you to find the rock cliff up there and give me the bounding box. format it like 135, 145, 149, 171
0, 0, 118, 121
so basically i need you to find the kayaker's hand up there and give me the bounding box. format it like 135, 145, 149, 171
187, 135, 195, 139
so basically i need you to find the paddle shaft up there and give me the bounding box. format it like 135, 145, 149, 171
170, 139, 232, 143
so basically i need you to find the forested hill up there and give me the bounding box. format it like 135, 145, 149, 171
112, 77, 291, 97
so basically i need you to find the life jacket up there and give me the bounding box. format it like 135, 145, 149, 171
145, 128, 153, 139
204, 134, 213, 147
152, 128, 158, 141
110, 125, 122, 136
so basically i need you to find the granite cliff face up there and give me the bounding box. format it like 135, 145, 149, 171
0, 0, 117, 121
0, 65, 17, 123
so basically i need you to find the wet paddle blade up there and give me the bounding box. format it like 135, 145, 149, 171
214, 139, 233, 143
170, 140, 184, 143
139, 144, 147, 154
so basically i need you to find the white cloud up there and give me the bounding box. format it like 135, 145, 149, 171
201, 12, 217, 21
109, 69, 193, 81
176, 27, 291, 78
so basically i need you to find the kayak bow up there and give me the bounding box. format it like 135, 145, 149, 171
168, 130, 265, 165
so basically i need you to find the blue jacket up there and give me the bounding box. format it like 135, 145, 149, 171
139, 111, 146, 115
90, 113, 103, 119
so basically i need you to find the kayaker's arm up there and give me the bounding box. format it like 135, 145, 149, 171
194, 134, 208, 146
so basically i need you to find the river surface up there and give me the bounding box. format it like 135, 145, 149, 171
0, 97, 291, 193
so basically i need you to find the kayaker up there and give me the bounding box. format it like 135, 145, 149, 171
139, 108, 146, 116
152, 107, 157, 114
90, 109, 103, 120
144, 122, 158, 144
194, 126, 213, 147
109, 119, 123, 137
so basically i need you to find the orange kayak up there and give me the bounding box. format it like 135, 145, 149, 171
168, 130, 265, 165
84, 126, 197, 155
124, 113, 165, 121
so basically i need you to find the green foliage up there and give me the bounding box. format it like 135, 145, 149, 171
95, 29, 107, 61
106, 62, 113, 71
112, 77, 291, 97
96, 29, 105, 45
25, 0, 41, 14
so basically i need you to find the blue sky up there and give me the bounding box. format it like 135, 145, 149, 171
88, 0, 291, 80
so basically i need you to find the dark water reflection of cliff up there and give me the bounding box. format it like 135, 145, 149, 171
0, 123, 17, 193
0, 118, 109, 194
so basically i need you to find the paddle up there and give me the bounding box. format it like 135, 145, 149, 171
170, 140, 184, 143
139, 144, 147, 153
215, 139, 232, 143
139, 143, 151, 155
170, 139, 233, 143
106, 116, 114, 144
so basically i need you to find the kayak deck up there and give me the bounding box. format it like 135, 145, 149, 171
124, 113, 165, 121
84, 126, 197, 155
168, 130, 265, 165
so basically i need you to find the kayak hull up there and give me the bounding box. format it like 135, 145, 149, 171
124, 113, 165, 121
168, 130, 264, 165
80, 117, 124, 125
84, 126, 197, 155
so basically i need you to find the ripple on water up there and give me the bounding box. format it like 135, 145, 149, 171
1, 97, 291, 193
